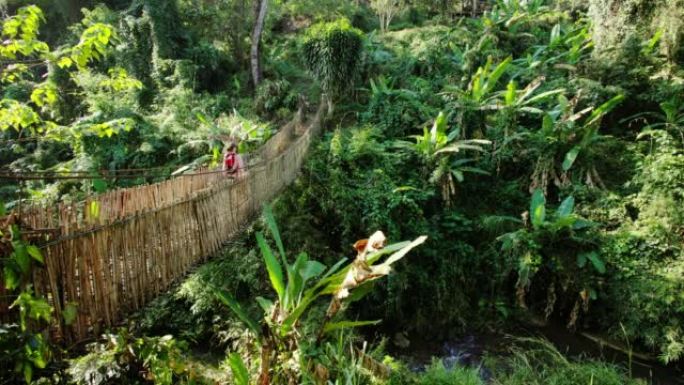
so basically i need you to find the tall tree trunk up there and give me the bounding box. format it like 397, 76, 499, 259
251, 0, 268, 89
231, 0, 248, 70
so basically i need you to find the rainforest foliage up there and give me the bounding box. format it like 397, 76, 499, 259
2, 0, 684, 384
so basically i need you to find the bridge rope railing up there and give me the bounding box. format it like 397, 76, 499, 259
9, 107, 307, 233
0, 103, 326, 343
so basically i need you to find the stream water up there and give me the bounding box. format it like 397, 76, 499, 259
393, 324, 684, 385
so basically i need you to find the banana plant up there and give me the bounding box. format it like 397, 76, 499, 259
443, 55, 512, 139
395, 112, 491, 204
484, 0, 549, 36
501, 79, 565, 113
560, 94, 625, 172
215, 205, 426, 385
496, 190, 602, 326
626, 99, 684, 145
485, 77, 566, 137
511, 21, 593, 81
464, 56, 513, 106
524, 93, 624, 194
443, 55, 512, 111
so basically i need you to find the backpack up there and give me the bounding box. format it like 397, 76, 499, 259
224, 152, 236, 172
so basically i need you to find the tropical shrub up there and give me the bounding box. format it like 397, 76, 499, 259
494, 190, 603, 327
67, 330, 207, 385
255, 79, 299, 119
414, 360, 483, 385
303, 19, 364, 99
215, 206, 426, 384
596, 130, 684, 362
362, 76, 435, 138
488, 338, 640, 385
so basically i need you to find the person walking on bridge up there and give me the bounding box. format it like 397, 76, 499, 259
223, 142, 245, 179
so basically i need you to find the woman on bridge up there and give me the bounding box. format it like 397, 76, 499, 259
223, 142, 245, 179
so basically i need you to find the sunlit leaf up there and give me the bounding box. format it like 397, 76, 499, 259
524, 89, 566, 105
263, 204, 286, 263
57, 56, 73, 69
26, 296, 52, 322
393, 186, 418, 193
322, 319, 381, 334
215, 289, 261, 338
556, 196, 575, 218
12, 241, 30, 273
430, 111, 447, 145
257, 232, 285, 302
4, 265, 20, 290
562, 146, 580, 171
26, 245, 43, 264
376, 236, 428, 272
530, 189, 546, 229
505, 81, 517, 105
228, 353, 250, 385
90, 201, 100, 220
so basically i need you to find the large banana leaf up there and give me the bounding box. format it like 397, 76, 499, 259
322, 320, 381, 334
257, 232, 285, 304
482, 56, 512, 98
263, 204, 286, 263
216, 289, 261, 339
376, 236, 427, 271
228, 353, 250, 385
530, 189, 546, 229
562, 145, 580, 171
585, 94, 625, 127
556, 196, 575, 218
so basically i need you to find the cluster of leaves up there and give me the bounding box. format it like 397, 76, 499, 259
494, 190, 603, 327
1, 202, 76, 383
302, 18, 364, 99
67, 329, 209, 385
362, 76, 436, 138
0, 5, 123, 136
254, 79, 299, 120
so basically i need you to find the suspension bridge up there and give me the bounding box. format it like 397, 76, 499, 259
0, 103, 326, 344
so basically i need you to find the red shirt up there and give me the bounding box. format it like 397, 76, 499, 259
224, 152, 236, 172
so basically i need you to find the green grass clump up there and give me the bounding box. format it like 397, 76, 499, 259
418, 361, 484, 385
489, 338, 642, 385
